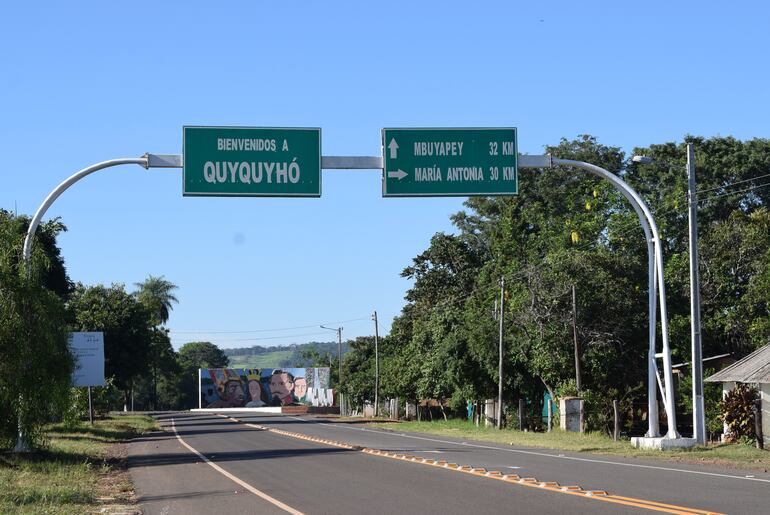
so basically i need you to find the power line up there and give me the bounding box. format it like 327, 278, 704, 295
695, 172, 770, 195
170, 316, 370, 335
170, 330, 335, 343
698, 180, 770, 202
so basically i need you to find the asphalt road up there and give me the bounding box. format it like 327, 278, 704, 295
128, 412, 769, 514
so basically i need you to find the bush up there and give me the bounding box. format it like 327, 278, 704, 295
720, 383, 759, 443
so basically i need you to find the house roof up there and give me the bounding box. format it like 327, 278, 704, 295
705, 345, 770, 383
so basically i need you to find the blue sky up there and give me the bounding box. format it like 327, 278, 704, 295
2, 1, 768, 350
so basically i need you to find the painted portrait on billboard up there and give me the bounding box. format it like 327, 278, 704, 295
200, 367, 334, 408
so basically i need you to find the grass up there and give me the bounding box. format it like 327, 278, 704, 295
229, 350, 294, 369
0, 415, 157, 514
372, 419, 770, 471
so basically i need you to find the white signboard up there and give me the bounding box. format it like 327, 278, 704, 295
68, 332, 105, 387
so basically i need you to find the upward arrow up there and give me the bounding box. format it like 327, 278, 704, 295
388, 138, 399, 159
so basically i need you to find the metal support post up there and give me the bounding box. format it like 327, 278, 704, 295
687, 144, 706, 444
88, 387, 93, 425
520, 155, 676, 438
372, 311, 380, 418
498, 277, 505, 429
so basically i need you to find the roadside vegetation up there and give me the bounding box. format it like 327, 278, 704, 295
0, 415, 157, 514
373, 419, 770, 471
2, 134, 769, 455
332, 136, 770, 447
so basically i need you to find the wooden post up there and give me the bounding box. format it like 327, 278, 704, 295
613, 399, 620, 442
518, 398, 525, 431
547, 399, 553, 432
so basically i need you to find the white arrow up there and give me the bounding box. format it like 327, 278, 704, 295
387, 169, 407, 180
388, 138, 399, 159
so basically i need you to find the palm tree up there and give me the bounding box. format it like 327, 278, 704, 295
134, 275, 178, 409
134, 275, 179, 326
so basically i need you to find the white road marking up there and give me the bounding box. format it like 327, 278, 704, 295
170, 418, 304, 515
299, 420, 770, 484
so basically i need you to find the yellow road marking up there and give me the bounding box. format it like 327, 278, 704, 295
213, 415, 724, 515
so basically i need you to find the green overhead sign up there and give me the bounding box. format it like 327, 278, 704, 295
382, 128, 518, 197
183, 126, 321, 197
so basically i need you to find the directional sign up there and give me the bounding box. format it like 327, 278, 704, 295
382, 128, 518, 197
183, 126, 321, 197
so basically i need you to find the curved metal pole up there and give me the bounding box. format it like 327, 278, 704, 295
551, 158, 677, 438
15, 156, 147, 452
22, 157, 148, 264
601, 194, 659, 437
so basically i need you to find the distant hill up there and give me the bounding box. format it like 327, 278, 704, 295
223, 340, 349, 369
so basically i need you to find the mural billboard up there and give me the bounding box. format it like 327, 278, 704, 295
199, 368, 334, 408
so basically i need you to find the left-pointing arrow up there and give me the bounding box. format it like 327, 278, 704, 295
387, 169, 407, 180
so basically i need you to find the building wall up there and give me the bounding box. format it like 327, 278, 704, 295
761, 383, 770, 447
721, 382, 735, 440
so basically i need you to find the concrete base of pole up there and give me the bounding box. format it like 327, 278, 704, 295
12, 436, 31, 453
631, 436, 697, 450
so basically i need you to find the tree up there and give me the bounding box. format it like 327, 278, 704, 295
133, 275, 179, 409
134, 275, 178, 326
68, 283, 153, 407
0, 210, 74, 449
173, 341, 230, 409
628, 137, 770, 362
340, 336, 380, 408
390, 134, 770, 433
178, 341, 229, 368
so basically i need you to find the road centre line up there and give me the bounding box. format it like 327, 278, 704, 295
235, 416, 720, 515
296, 419, 770, 484
170, 418, 304, 515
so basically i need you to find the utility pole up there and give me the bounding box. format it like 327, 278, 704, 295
688, 143, 706, 444
336, 327, 343, 389
572, 285, 582, 394
498, 277, 505, 429
372, 310, 380, 418
320, 324, 344, 415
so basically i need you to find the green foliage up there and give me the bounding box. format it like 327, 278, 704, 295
0, 210, 74, 449
68, 283, 153, 398
629, 138, 770, 363
0, 415, 157, 513
719, 383, 759, 442
341, 134, 770, 439
677, 367, 723, 438
341, 336, 394, 407
60, 378, 124, 425
134, 275, 178, 326
178, 341, 229, 368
